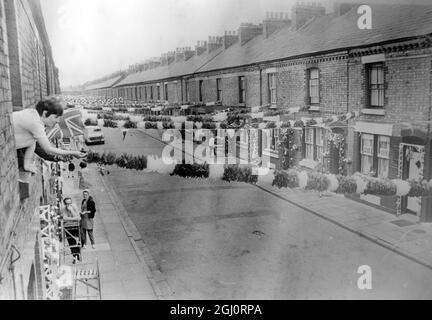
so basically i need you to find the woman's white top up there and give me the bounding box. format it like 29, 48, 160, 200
12, 108, 49, 149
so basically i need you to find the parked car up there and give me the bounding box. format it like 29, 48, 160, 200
84, 126, 105, 145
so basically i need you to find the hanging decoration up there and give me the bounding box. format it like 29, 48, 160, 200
327, 132, 347, 175
272, 170, 432, 197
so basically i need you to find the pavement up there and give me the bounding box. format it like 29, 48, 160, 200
256, 177, 432, 271
61, 163, 158, 300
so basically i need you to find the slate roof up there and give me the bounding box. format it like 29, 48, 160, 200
115, 47, 224, 87
198, 4, 432, 72
113, 4, 432, 87
85, 75, 124, 90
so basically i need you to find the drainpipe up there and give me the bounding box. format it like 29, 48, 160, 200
259, 67, 263, 106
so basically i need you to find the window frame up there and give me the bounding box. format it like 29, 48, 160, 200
270, 128, 279, 151
316, 128, 324, 162
308, 68, 320, 105
216, 78, 222, 102
199, 80, 204, 102
377, 135, 390, 178
239, 76, 246, 104
268, 73, 277, 104
305, 128, 315, 160
360, 134, 375, 175
367, 63, 385, 108
164, 83, 169, 101
185, 81, 189, 102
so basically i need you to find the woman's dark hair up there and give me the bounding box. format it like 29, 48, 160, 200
35, 97, 64, 117
63, 197, 72, 205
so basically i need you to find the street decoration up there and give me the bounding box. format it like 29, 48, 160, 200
84, 150, 432, 198
272, 170, 432, 197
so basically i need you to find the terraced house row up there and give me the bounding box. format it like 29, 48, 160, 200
0, 0, 60, 299
80, 3, 432, 221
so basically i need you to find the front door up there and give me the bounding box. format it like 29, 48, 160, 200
405, 145, 425, 215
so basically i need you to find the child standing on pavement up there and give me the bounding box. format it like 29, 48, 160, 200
81, 190, 96, 249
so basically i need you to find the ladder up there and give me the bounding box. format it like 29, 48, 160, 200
73, 260, 102, 300
60, 220, 82, 265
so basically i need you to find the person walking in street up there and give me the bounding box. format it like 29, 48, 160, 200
62, 197, 82, 263
81, 190, 96, 249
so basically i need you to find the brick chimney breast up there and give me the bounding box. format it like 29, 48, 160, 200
238, 23, 263, 46
223, 30, 239, 49
195, 41, 207, 55
207, 36, 223, 53
333, 2, 359, 16
291, 2, 325, 31
263, 11, 291, 38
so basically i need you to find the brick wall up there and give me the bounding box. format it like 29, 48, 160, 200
0, 0, 59, 299
166, 82, 178, 103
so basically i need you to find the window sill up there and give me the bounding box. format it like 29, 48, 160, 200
263, 149, 279, 158
361, 108, 385, 116
308, 106, 321, 112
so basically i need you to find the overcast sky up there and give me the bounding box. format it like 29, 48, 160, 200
40, 0, 431, 89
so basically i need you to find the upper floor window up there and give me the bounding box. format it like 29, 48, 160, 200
239, 76, 245, 104
268, 73, 277, 104
368, 63, 384, 108
308, 68, 320, 105
199, 80, 204, 102
216, 78, 222, 102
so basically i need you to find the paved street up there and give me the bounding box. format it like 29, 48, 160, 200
87, 127, 432, 299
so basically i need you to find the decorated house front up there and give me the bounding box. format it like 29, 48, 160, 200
352, 121, 432, 221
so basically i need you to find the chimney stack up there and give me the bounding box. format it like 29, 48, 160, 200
291, 2, 325, 31
175, 47, 195, 62
333, 2, 358, 16
195, 40, 207, 55
238, 23, 263, 46
144, 57, 161, 70
263, 11, 291, 38
223, 30, 239, 49
160, 51, 175, 65
207, 36, 223, 53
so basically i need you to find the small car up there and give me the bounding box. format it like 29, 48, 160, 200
84, 126, 105, 145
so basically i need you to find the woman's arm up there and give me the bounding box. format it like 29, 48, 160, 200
37, 135, 86, 158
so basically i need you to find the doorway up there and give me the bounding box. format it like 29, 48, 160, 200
400, 144, 425, 215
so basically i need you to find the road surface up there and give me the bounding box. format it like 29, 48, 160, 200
87, 127, 432, 299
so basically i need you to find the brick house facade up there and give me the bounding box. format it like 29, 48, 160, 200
0, 0, 60, 299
